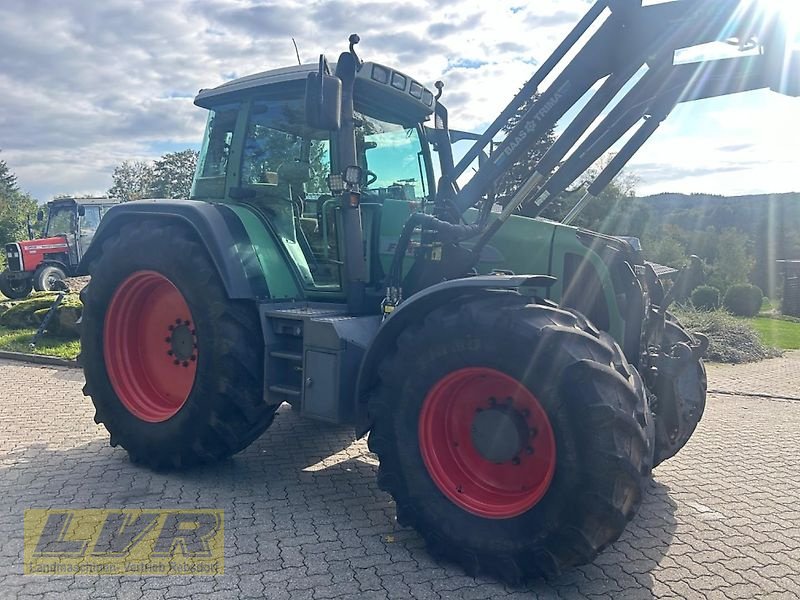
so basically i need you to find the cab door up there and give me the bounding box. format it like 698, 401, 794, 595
77, 205, 102, 262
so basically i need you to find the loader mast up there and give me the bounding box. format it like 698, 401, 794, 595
432, 0, 798, 241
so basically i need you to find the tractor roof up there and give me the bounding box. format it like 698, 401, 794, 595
195, 64, 316, 107
194, 61, 435, 125
50, 196, 119, 206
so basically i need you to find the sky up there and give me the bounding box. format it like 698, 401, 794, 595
1, 0, 799, 202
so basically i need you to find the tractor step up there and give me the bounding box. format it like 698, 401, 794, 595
260, 302, 380, 424
269, 350, 302, 362
267, 384, 302, 397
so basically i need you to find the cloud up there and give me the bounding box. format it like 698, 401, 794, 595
0, 0, 797, 202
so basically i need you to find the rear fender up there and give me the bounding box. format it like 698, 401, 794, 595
78, 200, 270, 300
353, 274, 556, 436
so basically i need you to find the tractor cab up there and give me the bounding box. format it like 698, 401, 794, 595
190, 61, 438, 300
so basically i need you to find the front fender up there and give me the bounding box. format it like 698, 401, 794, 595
353, 274, 555, 436
79, 200, 269, 300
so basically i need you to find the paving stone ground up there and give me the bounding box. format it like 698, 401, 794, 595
1, 355, 799, 600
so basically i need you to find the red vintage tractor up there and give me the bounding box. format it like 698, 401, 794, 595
1, 197, 118, 299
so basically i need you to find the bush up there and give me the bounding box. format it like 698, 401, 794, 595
691, 285, 721, 311
723, 284, 764, 317
672, 307, 780, 363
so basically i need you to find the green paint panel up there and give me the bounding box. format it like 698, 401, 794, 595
226, 204, 303, 300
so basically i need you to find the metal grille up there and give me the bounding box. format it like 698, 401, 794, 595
5, 244, 22, 272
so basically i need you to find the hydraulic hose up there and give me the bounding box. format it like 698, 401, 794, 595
386, 213, 482, 292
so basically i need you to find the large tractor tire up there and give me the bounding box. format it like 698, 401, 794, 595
0, 272, 33, 299
651, 315, 707, 466
81, 220, 278, 469
367, 293, 654, 582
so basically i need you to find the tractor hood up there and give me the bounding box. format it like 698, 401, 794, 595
17, 236, 70, 272
19, 236, 70, 254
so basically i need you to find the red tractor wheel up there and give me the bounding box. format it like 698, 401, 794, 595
368, 294, 653, 582
103, 271, 197, 423
80, 220, 279, 469
419, 367, 556, 519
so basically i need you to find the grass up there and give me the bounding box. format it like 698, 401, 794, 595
748, 316, 800, 350
0, 325, 80, 360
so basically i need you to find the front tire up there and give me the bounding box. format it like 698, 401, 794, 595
651, 315, 707, 466
81, 220, 278, 469
0, 272, 33, 299
368, 294, 653, 582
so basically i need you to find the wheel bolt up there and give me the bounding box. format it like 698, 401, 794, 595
182, 361, 189, 368
184, 320, 190, 326
167, 350, 173, 356
522, 409, 530, 418
175, 318, 182, 325
191, 329, 196, 336
190, 355, 196, 362
165, 337, 171, 343
489, 397, 497, 406
173, 359, 180, 366
168, 325, 174, 331
530, 427, 538, 438
526, 446, 534, 455
512, 456, 521, 465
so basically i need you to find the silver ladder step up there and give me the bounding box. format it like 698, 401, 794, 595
268, 384, 301, 397
269, 350, 302, 362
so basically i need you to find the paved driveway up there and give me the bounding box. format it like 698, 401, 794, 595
1, 355, 799, 600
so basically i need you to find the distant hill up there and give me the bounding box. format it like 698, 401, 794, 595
635, 192, 800, 294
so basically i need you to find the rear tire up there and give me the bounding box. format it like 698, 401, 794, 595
33, 264, 66, 292
81, 219, 278, 469
368, 294, 653, 582
0, 272, 32, 299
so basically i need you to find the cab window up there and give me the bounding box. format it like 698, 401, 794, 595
191, 104, 239, 199
240, 98, 339, 290
80, 206, 102, 235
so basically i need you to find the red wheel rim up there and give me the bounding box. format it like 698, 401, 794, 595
419, 367, 556, 519
103, 271, 198, 423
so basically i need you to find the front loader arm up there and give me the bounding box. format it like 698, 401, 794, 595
542, 53, 773, 218
445, 0, 763, 218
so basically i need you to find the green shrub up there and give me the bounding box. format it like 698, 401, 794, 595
691, 285, 721, 311
723, 284, 764, 317
672, 307, 780, 363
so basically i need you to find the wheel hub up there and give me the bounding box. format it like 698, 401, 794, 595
471, 405, 530, 464
168, 321, 195, 363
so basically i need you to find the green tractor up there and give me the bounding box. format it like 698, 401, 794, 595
79, 0, 799, 581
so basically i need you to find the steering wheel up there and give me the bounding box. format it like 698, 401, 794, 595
365, 170, 378, 187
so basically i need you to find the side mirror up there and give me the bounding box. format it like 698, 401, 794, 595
36, 209, 44, 222
77, 205, 86, 217
305, 61, 342, 131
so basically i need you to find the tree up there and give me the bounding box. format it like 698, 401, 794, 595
149, 150, 198, 199
494, 92, 556, 212
108, 161, 154, 202
0, 153, 38, 255
545, 155, 650, 237
707, 228, 754, 294
108, 150, 199, 201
